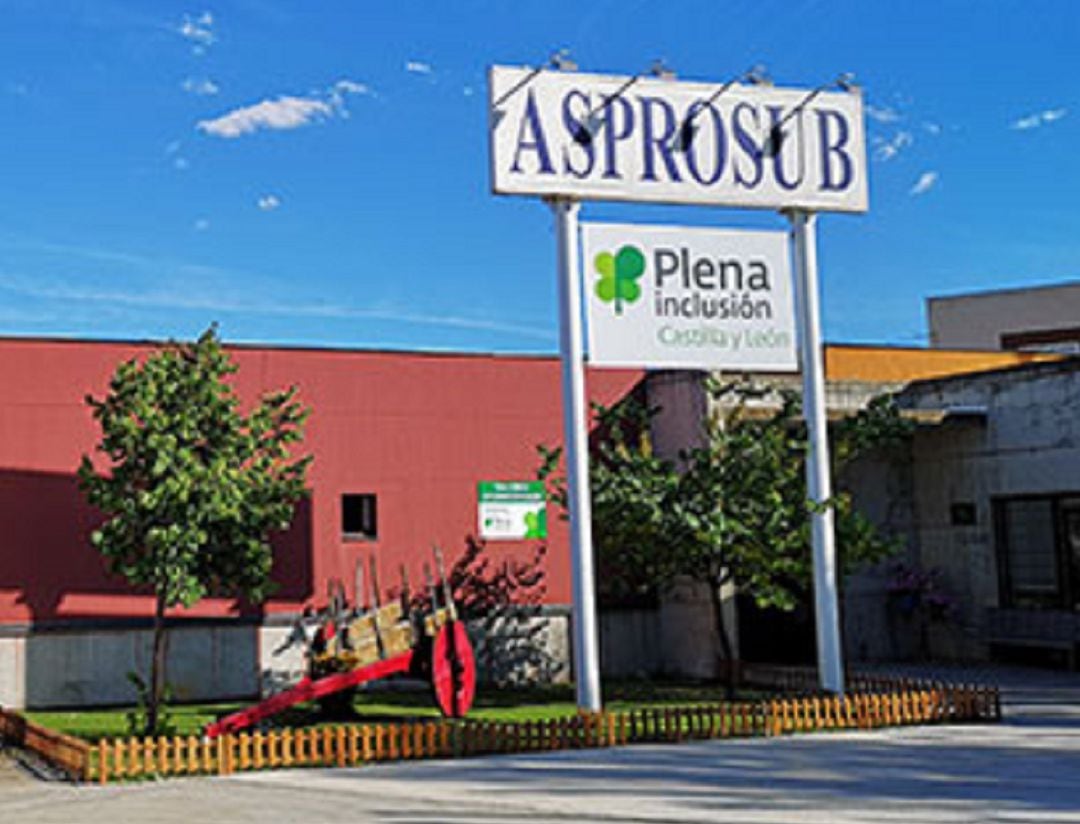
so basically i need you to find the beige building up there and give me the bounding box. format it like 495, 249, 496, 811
928, 281, 1080, 352
599, 344, 1060, 675
889, 359, 1080, 666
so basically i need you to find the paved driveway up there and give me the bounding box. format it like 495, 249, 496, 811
3, 665, 1080, 823
0, 750, 34, 788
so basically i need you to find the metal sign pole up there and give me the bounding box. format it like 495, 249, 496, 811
787, 208, 845, 694
550, 196, 602, 712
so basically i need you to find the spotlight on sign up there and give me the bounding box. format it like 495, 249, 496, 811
572, 111, 606, 146
649, 59, 676, 81
572, 61, 674, 147
761, 71, 857, 158
672, 118, 697, 153
491, 49, 580, 125
836, 72, 858, 92
549, 49, 577, 72
763, 124, 786, 158
674, 64, 768, 153
745, 64, 772, 86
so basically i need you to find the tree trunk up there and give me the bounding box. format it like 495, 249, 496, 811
710, 579, 736, 699
147, 590, 168, 735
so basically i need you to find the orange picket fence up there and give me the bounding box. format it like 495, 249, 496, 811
0, 678, 1001, 785
0, 707, 92, 780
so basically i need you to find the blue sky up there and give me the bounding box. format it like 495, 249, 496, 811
0, 0, 1076, 353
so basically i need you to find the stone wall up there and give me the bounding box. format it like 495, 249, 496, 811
1, 623, 258, 710
1, 609, 576, 710
898, 361, 1080, 660
598, 579, 732, 679
0, 636, 24, 708
259, 609, 575, 699
840, 443, 919, 662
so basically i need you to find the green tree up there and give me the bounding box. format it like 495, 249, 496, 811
540, 379, 912, 692
539, 398, 680, 607
673, 382, 911, 681
78, 328, 311, 733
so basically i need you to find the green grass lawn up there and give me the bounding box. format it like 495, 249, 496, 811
28, 680, 757, 742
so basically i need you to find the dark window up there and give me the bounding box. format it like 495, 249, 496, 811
342, 494, 377, 541
996, 495, 1080, 609
950, 502, 977, 526
1001, 327, 1080, 354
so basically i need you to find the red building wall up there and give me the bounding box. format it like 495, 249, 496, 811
0, 338, 641, 627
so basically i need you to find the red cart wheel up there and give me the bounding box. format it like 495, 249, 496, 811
431, 621, 476, 718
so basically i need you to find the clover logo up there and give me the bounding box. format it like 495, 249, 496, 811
594, 245, 645, 316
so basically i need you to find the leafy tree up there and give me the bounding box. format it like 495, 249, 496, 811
78, 328, 311, 733
671, 382, 912, 677
539, 400, 679, 608
540, 378, 912, 692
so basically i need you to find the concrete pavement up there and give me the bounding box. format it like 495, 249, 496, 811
0, 750, 33, 788
3, 665, 1080, 823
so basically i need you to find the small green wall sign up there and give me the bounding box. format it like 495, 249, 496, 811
478, 481, 547, 540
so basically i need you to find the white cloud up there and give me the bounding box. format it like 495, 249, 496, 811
909, 171, 938, 196
922, 121, 942, 135
0, 275, 553, 341
181, 76, 220, 96
327, 78, 374, 113
193, 218, 210, 231
257, 194, 281, 211
179, 11, 215, 48
0, 305, 58, 324
1011, 108, 1068, 130
0, 236, 554, 341
405, 60, 433, 75
333, 79, 370, 96
173, 157, 190, 171
164, 139, 183, 155
463, 85, 475, 97
197, 95, 334, 138
873, 131, 913, 162
866, 104, 901, 124
197, 79, 374, 138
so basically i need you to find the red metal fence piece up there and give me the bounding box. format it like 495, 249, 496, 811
432, 621, 477, 718
205, 651, 416, 738
203, 548, 481, 737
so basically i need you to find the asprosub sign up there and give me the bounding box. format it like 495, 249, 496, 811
488, 63, 865, 707
583, 223, 795, 371
489, 66, 867, 213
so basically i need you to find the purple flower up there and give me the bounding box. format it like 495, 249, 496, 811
886, 562, 959, 622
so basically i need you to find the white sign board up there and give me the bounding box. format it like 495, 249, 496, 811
478, 481, 547, 540
583, 223, 797, 371
489, 66, 867, 213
